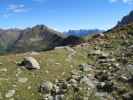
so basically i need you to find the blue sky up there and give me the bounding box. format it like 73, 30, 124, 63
0, 0, 133, 31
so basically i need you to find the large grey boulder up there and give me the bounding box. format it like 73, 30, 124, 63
19, 57, 40, 69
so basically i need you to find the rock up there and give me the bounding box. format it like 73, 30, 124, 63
95, 92, 110, 100
0, 68, 7, 72
19, 57, 40, 70
127, 64, 133, 75
79, 64, 93, 72
71, 74, 80, 80
5, 90, 15, 98
89, 50, 102, 55
80, 76, 95, 89
42, 94, 52, 100
122, 92, 133, 100
27, 86, 31, 90
48, 95, 54, 100
71, 70, 80, 75
0, 62, 3, 65
97, 81, 114, 92
18, 77, 28, 83
39, 81, 53, 94
54, 94, 64, 100
69, 79, 78, 87
119, 75, 129, 82
95, 72, 110, 81
52, 85, 60, 94
45, 70, 49, 74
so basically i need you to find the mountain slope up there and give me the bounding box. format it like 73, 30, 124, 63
8, 25, 65, 53
117, 10, 133, 27
0, 29, 21, 52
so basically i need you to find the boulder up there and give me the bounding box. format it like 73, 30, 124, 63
19, 57, 40, 69
39, 81, 53, 94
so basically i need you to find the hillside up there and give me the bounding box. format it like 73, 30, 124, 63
0, 29, 21, 52
0, 25, 65, 53
8, 25, 65, 53
0, 22, 133, 100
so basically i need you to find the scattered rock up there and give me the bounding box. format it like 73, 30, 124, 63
122, 92, 133, 100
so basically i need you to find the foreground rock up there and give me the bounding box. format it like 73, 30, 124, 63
39, 63, 98, 100
18, 57, 40, 70
5, 90, 15, 98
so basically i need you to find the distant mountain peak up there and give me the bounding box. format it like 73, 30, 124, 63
117, 10, 133, 27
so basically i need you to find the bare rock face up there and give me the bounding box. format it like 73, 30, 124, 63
19, 57, 40, 70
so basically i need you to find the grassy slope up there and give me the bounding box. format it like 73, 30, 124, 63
0, 23, 133, 100
0, 45, 89, 100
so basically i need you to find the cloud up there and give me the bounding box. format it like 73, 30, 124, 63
109, 0, 133, 4
0, 4, 30, 18
7, 4, 29, 13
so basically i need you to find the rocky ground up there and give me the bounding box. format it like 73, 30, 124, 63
0, 24, 133, 100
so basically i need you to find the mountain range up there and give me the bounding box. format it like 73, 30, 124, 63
0, 27, 103, 53
64, 29, 103, 37
0, 10, 133, 54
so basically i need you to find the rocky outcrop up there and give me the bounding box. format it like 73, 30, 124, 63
117, 10, 133, 27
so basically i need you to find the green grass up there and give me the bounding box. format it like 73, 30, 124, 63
0, 46, 89, 100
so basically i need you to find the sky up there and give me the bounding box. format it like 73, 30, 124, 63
0, 0, 133, 31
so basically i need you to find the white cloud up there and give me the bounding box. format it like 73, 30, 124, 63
8, 4, 29, 13
109, 0, 133, 4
